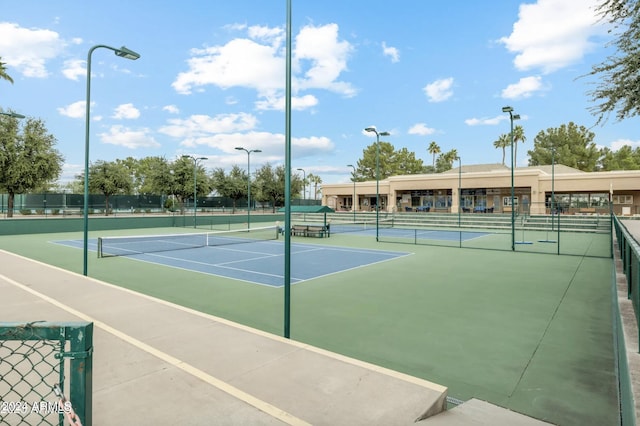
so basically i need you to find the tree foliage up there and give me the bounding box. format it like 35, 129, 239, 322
210, 165, 247, 212
0, 115, 63, 217
354, 142, 427, 181
587, 0, 640, 123
527, 122, 600, 171
88, 160, 132, 215
253, 163, 303, 211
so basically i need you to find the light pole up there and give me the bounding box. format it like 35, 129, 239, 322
235, 147, 261, 229
182, 155, 207, 229
347, 164, 356, 222
364, 127, 390, 241
502, 106, 520, 251
457, 156, 462, 227
83, 44, 140, 276
296, 168, 306, 201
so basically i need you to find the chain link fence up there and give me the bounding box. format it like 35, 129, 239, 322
0, 322, 92, 426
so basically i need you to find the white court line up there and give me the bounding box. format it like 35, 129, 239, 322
0, 272, 310, 426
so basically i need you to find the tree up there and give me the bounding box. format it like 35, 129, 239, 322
493, 134, 510, 165
87, 160, 132, 215
586, 0, 640, 124
427, 141, 441, 171
527, 122, 600, 171
210, 165, 247, 213
171, 157, 212, 207
355, 142, 426, 181
513, 125, 526, 167
435, 149, 458, 172
0, 57, 13, 85
0, 115, 63, 217
307, 173, 322, 200
599, 145, 640, 170
253, 163, 303, 212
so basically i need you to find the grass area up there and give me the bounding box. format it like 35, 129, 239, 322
0, 224, 618, 426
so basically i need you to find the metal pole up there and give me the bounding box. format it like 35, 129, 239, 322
83, 45, 140, 276
510, 115, 515, 251
348, 164, 356, 222
284, 0, 292, 339
458, 157, 461, 227
376, 133, 380, 241
193, 160, 197, 228
247, 152, 251, 229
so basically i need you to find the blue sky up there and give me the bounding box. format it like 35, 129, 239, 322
1, 0, 634, 187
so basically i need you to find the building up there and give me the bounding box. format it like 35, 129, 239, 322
321, 164, 640, 216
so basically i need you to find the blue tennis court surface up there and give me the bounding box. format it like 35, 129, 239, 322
52, 238, 411, 287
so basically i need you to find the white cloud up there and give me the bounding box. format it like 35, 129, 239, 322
172, 38, 283, 95
611, 139, 640, 151
62, 59, 85, 81
255, 94, 318, 111
294, 23, 355, 96
99, 125, 160, 149
499, 0, 605, 73
172, 23, 355, 102
158, 112, 258, 139
57, 100, 89, 118
501, 76, 546, 99
382, 42, 399, 63
162, 105, 180, 114
423, 77, 454, 102
112, 103, 140, 119
0, 22, 65, 78
465, 115, 506, 126
408, 123, 436, 135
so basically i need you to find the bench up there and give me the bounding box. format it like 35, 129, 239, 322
291, 224, 329, 238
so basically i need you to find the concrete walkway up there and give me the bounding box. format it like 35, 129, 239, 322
0, 249, 550, 425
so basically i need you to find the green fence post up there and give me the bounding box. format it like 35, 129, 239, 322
68, 323, 93, 425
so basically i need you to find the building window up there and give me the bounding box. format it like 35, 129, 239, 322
613, 195, 633, 204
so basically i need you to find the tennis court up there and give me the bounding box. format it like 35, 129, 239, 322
0, 215, 621, 426
52, 227, 411, 287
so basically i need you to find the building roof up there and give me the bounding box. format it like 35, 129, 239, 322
443, 163, 584, 175
277, 205, 335, 213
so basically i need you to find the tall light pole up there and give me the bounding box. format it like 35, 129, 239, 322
182, 155, 207, 228
457, 156, 462, 227
83, 45, 140, 276
364, 127, 390, 241
502, 106, 520, 251
235, 147, 261, 229
296, 168, 306, 201
347, 164, 356, 222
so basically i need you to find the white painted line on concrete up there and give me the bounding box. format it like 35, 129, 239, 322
0, 270, 310, 426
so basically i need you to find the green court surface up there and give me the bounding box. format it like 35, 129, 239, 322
0, 224, 618, 426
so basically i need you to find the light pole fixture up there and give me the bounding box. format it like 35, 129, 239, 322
502, 106, 520, 251
83, 44, 140, 276
296, 168, 306, 201
347, 164, 356, 222
364, 127, 390, 242
0, 111, 25, 119
235, 147, 261, 229
182, 155, 207, 229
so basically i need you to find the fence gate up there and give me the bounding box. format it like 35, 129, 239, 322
0, 322, 92, 426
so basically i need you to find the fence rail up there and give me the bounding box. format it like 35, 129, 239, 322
0, 321, 93, 426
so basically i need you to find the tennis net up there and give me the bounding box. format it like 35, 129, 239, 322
328, 218, 394, 234
97, 225, 279, 258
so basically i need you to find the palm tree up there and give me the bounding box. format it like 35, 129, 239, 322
427, 141, 440, 171
493, 134, 510, 165
308, 173, 323, 200
0, 58, 14, 84
513, 125, 526, 167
